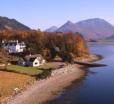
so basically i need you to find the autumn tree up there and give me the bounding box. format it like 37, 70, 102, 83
25, 30, 46, 54
0, 28, 90, 63
0, 31, 4, 47
0, 49, 10, 69
73, 32, 89, 57
2, 30, 13, 40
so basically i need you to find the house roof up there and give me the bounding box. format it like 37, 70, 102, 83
29, 58, 36, 62
25, 54, 43, 59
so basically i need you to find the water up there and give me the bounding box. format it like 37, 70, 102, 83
50, 43, 114, 104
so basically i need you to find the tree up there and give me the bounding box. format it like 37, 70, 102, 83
26, 30, 46, 53
0, 31, 3, 48
0, 49, 10, 70
74, 32, 89, 57
2, 30, 13, 40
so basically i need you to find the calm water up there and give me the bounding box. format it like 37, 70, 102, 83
50, 43, 114, 104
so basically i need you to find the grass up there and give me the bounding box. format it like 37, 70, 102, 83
38, 63, 59, 69
0, 64, 51, 101
0, 62, 66, 76
0, 71, 35, 101
0, 65, 44, 76
0, 62, 65, 101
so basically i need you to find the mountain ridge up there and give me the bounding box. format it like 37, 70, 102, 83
46, 26, 58, 32
0, 16, 31, 31
48, 18, 114, 40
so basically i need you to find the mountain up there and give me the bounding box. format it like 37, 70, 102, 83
56, 18, 114, 40
105, 35, 114, 40
46, 26, 58, 32
57, 21, 76, 32
0, 16, 30, 31
75, 18, 114, 39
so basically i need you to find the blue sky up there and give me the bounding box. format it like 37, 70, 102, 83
0, 0, 114, 30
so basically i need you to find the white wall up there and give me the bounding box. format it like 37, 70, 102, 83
33, 59, 40, 67
3, 43, 26, 53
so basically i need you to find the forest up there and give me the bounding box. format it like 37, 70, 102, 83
0, 30, 89, 63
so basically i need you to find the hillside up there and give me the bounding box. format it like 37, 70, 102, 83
75, 18, 114, 39
57, 21, 76, 32
46, 26, 58, 32
104, 35, 114, 40
56, 18, 114, 40
0, 16, 30, 31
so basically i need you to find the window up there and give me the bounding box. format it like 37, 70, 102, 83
35, 62, 38, 65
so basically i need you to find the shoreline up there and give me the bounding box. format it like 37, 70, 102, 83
2, 54, 101, 104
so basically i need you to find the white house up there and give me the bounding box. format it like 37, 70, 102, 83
18, 54, 46, 67
2, 40, 26, 53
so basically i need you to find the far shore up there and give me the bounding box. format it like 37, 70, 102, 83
2, 54, 102, 104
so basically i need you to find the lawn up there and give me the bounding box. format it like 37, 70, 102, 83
0, 62, 65, 101
0, 62, 66, 76
0, 64, 49, 101
0, 65, 44, 76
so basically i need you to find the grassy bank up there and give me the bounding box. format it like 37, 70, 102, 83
0, 65, 41, 101
0, 65, 50, 76
8, 65, 43, 76
0, 64, 52, 102
0, 71, 35, 101
0, 62, 66, 102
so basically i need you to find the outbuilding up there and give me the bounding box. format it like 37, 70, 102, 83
18, 54, 46, 67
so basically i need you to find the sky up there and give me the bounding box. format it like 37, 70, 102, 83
0, 0, 114, 30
